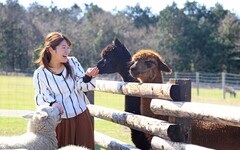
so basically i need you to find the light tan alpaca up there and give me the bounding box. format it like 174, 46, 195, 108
129, 49, 240, 150
129, 49, 172, 145
130, 49, 171, 119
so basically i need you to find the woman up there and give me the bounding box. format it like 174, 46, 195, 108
33, 32, 98, 149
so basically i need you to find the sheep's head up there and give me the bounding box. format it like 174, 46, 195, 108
23, 106, 61, 134
129, 49, 171, 83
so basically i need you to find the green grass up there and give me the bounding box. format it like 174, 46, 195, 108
94, 119, 132, 144
94, 91, 133, 145
0, 75, 35, 110
94, 92, 125, 110
0, 75, 240, 148
0, 75, 133, 147
192, 88, 240, 106
0, 116, 28, 135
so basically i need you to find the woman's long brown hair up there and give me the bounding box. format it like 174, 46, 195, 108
35, 32, 73, 78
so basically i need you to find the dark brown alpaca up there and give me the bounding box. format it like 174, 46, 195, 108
129, 49, 240, 150
96, 39, 150, 150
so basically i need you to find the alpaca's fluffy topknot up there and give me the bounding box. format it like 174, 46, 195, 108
132, 49, 161, 61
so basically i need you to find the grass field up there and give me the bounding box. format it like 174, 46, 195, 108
0, 75, 133, 146
0, 75, 35, 110
0, 75, 240, 147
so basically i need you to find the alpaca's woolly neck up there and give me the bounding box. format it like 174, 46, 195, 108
140, 71, 167, 120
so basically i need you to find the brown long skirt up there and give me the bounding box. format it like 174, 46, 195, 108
56, 108, 94, 149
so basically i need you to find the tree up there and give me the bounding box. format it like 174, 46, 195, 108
0, 0, 30, 71
157, 1, 240, 73
124, 3, 158, 28
157, 2, 187, 71
216, 12, 240, 72
0, 0, 239, 73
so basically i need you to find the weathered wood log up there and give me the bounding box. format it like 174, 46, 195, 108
88, 104, 180, 140
169, 79, 191, 102
168, 79, 192, 143
95, 80, 180, 100
150, 99, 240, 127
151, 136, 213, 150
94, 131, 139, 150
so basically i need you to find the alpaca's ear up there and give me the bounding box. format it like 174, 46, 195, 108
114, 38, 122, 46
158, 60, 172, 73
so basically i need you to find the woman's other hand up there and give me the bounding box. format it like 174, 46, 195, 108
52, 103, 64, 115
86, 67, 99, 77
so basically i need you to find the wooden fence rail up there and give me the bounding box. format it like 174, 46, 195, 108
95, 80, 180, 100
150, 99, 240, 127
151, 136, 213, 150
90, 79, 240, 149
88, 104, 178, 140
94, 131, 139, 150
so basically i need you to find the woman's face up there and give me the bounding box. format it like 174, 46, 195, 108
51, 39, 70, 64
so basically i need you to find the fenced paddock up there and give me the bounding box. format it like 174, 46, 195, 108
164, 72, 240, 90
0, 74, 240, 149
164, 72, 240, 99
90, 79, 240, 150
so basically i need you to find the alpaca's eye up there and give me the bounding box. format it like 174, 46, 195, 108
105, 55, 112, 63
145, 61, 154, 68
105, 58, 112, 63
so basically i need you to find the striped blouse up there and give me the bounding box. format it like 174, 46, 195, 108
33, 56, 96, 119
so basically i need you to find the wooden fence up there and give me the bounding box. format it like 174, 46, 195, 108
87, 79, 240, 150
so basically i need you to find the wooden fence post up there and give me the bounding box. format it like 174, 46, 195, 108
86, 91, 95, 127
222, 72, 226, 99
168, 78, 192, 143
196, 72, 199, 96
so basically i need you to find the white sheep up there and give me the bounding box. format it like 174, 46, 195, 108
58, 145, 90, 150
0, 106, 61, 150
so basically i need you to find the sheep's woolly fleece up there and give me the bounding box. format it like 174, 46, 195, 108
0, 106, 61, 150
58, 145, 89, 150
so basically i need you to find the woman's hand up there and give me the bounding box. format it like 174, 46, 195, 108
52, 103, 64, 115
86, 67, 99, 77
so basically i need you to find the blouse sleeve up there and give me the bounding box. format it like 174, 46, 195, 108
33, 69, 56, 107
69, 57, 96, 92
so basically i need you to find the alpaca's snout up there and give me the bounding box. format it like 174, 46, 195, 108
130, 66, 136, 73
96, 59, 105, 74
129, 66, 140, 77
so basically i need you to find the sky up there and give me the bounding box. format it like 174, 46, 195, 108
0, 0, 239, 16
